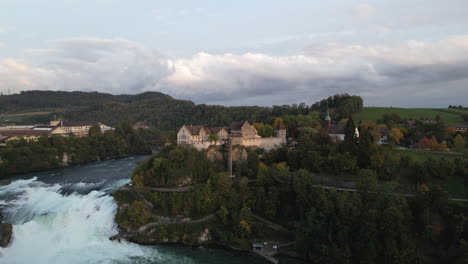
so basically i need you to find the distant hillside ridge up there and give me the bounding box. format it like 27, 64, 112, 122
353, 107, 468, 125
0, 91, 365, 130
0, 90, 173, 113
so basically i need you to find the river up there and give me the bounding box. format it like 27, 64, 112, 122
0, 156, 268, 264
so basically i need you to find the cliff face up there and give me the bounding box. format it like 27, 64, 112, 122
206, 146, 248, 162
125, 221, 214, 246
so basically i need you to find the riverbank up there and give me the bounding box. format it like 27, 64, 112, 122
111, 229, 290, 264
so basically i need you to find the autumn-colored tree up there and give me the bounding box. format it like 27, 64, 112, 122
239, 220, 251, 235
454, 134, 465, 150
429, 136, 440, 151
448, 127, 457, 136
416, 137, 430, 149
440, 141, 448, 151
390, 128, 404, 144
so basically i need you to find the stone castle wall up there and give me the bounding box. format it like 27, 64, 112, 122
189, 136, 285, 151
191, 140, 224, 151
240, 137, 285, 151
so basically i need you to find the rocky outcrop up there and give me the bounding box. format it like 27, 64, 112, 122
0, 179, 11, 186
0, 223, 12, 247
232, 146, 248, 161
198, 228, 211, 242
61, 152, 70, 166
206, 146, 248, 162
207, 147, 223, 161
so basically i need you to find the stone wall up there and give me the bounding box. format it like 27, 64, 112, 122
241, 137, 286, 151
191, 140, 224, 151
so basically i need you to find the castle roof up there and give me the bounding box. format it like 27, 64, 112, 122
275, 121, 285, 130
230, 121, 248, 130
185, 126, 209, 135
208, 127, 228, 134
325, 111, 331, 121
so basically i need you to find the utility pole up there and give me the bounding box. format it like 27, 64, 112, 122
228, 138, 234, 178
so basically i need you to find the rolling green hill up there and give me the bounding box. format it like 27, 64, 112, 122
353, 107, 468, 125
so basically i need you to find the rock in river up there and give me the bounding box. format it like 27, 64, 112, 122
0, 223, 12, 247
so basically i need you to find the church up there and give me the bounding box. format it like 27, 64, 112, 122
177, 121, 286, 151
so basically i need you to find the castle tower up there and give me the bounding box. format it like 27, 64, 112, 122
324, 110, 331, 128
274, 121, 287, 142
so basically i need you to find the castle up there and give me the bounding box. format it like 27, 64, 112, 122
177, 121, 286, 151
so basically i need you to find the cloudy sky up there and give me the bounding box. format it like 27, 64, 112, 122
1, 0, 468, 107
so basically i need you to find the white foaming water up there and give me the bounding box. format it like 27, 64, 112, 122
0, 178, 153, 264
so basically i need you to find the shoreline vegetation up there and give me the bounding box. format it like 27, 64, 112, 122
0, 122, 159, 179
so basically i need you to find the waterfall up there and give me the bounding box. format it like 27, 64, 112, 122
0, 178, 149, 264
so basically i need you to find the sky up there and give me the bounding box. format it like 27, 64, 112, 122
0, 0, 468, 107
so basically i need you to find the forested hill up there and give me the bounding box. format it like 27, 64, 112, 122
0, 91, 363, 130
0, 90, 174, 112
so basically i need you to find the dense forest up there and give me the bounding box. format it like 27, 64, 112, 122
116, 129, 468, 263
0, 91, 362, 131
0, 90, 174, 112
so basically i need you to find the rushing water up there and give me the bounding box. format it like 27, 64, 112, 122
0, 156, 267, 264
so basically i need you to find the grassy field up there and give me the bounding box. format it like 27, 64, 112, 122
395, 149, 464, 163
353, 107, 468, 125
395, 149, 466, 197
1, 111, 52, 124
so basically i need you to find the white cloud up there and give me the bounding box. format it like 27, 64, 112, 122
1, 36, 468, 107
151, 7, 210, 22
353, 3, 376, 18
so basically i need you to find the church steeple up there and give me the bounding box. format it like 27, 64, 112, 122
324, 110, 331, 128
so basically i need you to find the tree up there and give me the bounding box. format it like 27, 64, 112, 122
253, 123, 274, 137
454, 134, 465, 150
208, 134, 219, 142
432, 119, 447, 142
344, 118, 358, 144
390, 128, 404, 145
89, 124, 101, 136
429, 136, 440, 151
416, 137, 430, 149
273, 117, 285, 131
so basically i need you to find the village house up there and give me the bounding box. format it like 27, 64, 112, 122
50, 121, 114, 136
177, 121, 286, 151
376, 127, 392, 144
449, 124, 468, 132
323, 111, 360, 142
0, 125, 67, 145
0, 120, 113, 145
